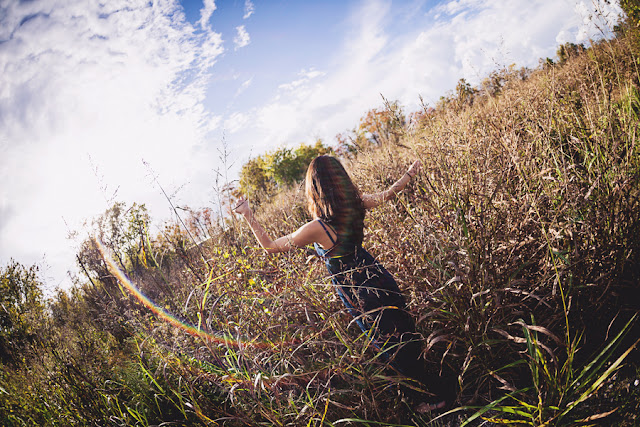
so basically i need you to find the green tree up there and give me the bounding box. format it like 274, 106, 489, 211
0, 260, 44, 365
238, 156, 274, 201
75, 202, 153, 342
620, 0, 640, 27
238, 140, 331, 201
267, 140, 332, 187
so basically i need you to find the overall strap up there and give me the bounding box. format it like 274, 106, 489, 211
316, 219, 337, 244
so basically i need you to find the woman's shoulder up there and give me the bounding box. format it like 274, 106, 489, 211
297, 218, 336, 238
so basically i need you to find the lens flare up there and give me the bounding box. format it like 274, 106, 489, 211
95, 238, 283, 349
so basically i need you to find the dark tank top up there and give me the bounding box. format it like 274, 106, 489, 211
313, 219, 405, 314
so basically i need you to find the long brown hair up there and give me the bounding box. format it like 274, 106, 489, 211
305, 155, 365, 251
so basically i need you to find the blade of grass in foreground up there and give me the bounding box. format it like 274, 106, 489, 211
561, 336, 640, 419
460, 389, 534, 427
568, 313, 638, 395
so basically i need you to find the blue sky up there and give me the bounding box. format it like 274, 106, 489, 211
0, 0, 623, 293
193, 0, 347, 115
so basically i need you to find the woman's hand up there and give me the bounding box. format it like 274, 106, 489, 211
363, 160, 423, 208
407, 160, 422, 178
233, 196, 315, 254
233, 197, 251, 216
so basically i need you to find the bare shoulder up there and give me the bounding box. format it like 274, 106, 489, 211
291, 218, 322, 237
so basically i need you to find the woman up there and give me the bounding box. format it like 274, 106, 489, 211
234, 155, 447, 412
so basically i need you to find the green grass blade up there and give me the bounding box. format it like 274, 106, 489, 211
460, 388, 533, 427
569, 313, 637, 392
561, 337, 640, 417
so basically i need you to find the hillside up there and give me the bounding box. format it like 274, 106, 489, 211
2, 18, 640, 427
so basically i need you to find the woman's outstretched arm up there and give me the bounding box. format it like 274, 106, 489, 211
233, 198, 326, 253
362, 160, 422, 209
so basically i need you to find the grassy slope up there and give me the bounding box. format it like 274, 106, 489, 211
2, 25, 640, 427
232, 26, 640, 424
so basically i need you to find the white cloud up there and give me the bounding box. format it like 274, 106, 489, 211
0, 0, 224, 289
574, 0, 622, 42
198, 0, 217, 30
243, 0, 621, 156
342, 0, 389, 67
243, 0, 255, 19
236, 77, 253, 96
278, 68, 326, 91
224, 112, 250, 134
234, 25, 251, 50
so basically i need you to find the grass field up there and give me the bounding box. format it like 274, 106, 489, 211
1, 14, 640, 427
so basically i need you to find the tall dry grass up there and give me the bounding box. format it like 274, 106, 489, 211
2, 23, 640, 427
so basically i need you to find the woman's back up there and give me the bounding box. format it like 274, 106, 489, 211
323, 211, 365, 257
305, 156, 366, 257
